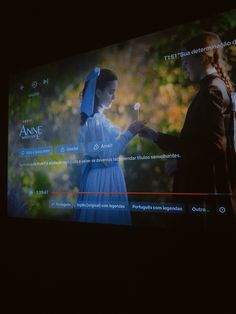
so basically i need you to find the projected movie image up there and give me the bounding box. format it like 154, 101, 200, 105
8, 9, 236, 227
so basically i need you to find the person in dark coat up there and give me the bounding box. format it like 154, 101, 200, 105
140, 32, 236, 219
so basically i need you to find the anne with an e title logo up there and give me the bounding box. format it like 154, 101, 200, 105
19, 124, 43, 140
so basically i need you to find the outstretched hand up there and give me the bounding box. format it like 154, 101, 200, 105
128, 120, 147, 136
139, 126, 158, 141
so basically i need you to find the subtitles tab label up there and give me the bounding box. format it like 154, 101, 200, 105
55, 144, 83, 155
49, 201, 73, 209
190, 205, 210, 214
87, 141, 113, 153
130, 202, 185, 213
76, 201, 128, 211
19, 146, 53, 157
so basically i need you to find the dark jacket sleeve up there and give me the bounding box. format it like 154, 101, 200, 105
204, 84, 229, 159
154, 132, 180, 153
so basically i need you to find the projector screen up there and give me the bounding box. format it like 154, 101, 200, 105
8, 8, 236, 229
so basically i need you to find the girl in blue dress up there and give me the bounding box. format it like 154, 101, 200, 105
75, 67, 145, 225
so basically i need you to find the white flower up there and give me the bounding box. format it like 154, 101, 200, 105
134, 102, 141, 111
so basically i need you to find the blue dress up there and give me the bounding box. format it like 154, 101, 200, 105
74, 112, 133, 225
